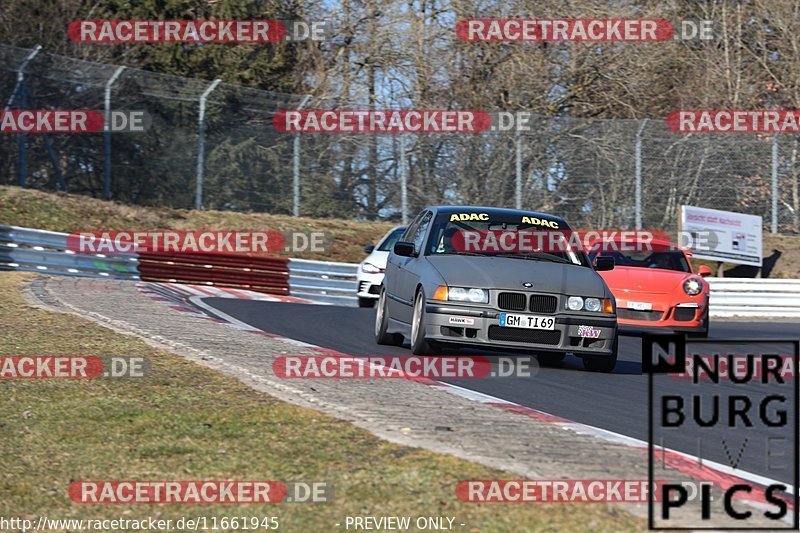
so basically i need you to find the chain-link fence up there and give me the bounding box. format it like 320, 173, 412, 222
1, 44, 798, 234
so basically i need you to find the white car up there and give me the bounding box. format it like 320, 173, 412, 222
357, 226, 406, 307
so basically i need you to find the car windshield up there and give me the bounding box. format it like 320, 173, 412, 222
589, 249, 691, 273
377, 227, 406, 251
425, 211, 589, 267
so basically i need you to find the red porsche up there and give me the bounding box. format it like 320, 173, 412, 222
590, 237, 712, 337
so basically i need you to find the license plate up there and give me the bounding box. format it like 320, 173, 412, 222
499, 313, 555, 330
627, 301, 653, 311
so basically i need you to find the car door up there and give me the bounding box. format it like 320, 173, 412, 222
385, 212, 423, 320
394, 210, 433, 324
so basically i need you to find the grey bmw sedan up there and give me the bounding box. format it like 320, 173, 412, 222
375, 206, 619, 372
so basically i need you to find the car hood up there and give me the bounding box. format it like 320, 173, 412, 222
426, 255, 608, 297
361, 251, 390, 269
598, 266, 697, 294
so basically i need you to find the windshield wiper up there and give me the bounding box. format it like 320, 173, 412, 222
437, 251, 487, 257
494, 252, 574, 264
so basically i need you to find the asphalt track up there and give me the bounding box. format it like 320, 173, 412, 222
203, 298, 798, 486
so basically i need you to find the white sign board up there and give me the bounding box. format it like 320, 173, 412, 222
680, 205, 762, 266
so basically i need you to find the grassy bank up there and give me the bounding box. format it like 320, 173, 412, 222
1, 186, 797, 276
0, 186, 394, 263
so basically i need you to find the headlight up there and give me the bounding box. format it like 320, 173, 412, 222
361, 262, 382, 274
683, 277, 703, 296
584, 297, 602, 312
567, 296, 584, 310
566, 296, 613, 313
435, 286, 489, 304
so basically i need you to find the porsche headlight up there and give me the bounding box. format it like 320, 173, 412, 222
683, 277, 703, 296
437, 286, 489, 304
361, 262, 382, 274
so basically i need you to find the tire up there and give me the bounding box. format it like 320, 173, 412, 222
375, 289, 403, 346
410, 289, 434, 355
358, 297, 376, 308
582, 334, 618, 372
537, 353, 566, 367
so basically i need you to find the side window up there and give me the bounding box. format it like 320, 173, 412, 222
411, 211, 433, 253
402, 213, 424, 242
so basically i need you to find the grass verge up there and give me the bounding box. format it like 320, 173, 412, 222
0, 186, 394, 263
0, 272, 643, 532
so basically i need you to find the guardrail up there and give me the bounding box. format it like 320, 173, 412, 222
0, 225, 289, 294
287, 258, 358, 305
138, 251, 290, 295
708, 278, 800, 318
3, 225, 800, 315
0, 225, 140, 279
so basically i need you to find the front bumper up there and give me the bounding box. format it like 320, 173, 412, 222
424, 303, 617, 357
356, 271, 384, 299
615, 296, 708, 333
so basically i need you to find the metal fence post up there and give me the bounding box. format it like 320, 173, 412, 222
194, 79, 221, 210
772, 133, 779, 234
515, 129, 522, 209
634, 119, 648, 230
399, 134, 408, 224
103, 66, 126, 201
4, 45, 41, 111
6, 45, 42, 188
15, 83, 29, 187
292, 135, 301, 216
293, 95, 311, 217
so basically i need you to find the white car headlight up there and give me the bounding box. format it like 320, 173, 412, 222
448, 287, 489, 304
683, 277, 703, 296
567, 296, 584, 310
566, 296, 612, 312
361, 262, 382, 274
584, 297, 602, 312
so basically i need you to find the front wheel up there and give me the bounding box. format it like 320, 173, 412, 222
582, 334, 618, 372
375, 289, 403, 346
410, 289, 434, 355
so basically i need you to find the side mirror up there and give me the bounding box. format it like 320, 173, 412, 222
394, 241, 416, 257
364, 244, 375, 254
697, 265, 712, 277
594, 256, 615, 271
